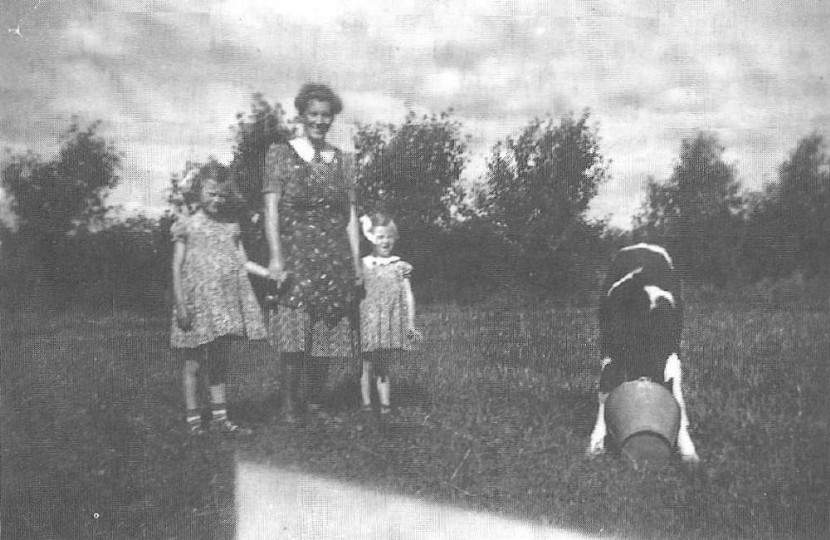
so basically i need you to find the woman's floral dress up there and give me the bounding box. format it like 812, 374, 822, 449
262, 138, 357, 355
360, 255, 414, 352
170, 211, 267, 349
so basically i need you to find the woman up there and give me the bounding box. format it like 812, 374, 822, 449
262, 83, 361, 423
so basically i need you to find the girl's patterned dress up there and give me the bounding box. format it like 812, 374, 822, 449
170, 211, 267, 348
360, 255, 414, 352
262, 139, 357, 356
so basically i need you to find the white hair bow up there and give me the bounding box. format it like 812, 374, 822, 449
180, 167, 199, 194
360, 214, 378, 245
172, 168, 200, 216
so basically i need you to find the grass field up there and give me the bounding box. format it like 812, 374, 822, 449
2, 291, 828, 539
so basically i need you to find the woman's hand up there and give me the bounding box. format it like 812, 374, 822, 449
176, 306, 192, 331
268, 258, 288, 284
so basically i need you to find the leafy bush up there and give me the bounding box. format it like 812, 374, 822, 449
740, 133, 830, 280
484, 111, 610, 289
3, 213, 174, 306
355, 110, 467, 231
635, 132, 744, 286
409, 218, 517, 304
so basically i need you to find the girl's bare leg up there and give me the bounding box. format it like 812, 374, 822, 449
183, 359, 200, 412
377, 377, 391, 409
375, 351, 391, 412
361, 360, 373, 408
182, 355, 203, 432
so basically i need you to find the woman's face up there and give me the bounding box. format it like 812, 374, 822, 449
301, 99, 334, 144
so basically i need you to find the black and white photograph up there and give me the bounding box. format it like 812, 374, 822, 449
1, 1, 828, 538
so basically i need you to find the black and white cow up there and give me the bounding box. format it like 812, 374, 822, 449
587, 243, 700, 463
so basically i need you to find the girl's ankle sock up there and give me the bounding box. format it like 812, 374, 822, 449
211, 403, 228, 422
186, 408, 203, 432
210, 403, 248, 433
377, 379, 391, 408
186, 408, 201, 423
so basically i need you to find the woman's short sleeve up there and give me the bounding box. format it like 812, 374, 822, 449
262, 144, 294, 195
170, 216, 188, 243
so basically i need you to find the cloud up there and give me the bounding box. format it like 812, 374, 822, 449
1, 0, 828, 226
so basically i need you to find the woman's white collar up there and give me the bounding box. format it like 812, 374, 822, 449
290, 138, 336, 164
364, 255, 400, 266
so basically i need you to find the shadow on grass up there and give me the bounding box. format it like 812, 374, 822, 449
3, 389, 240, 539
326, 376, 433, 412
229, 393, 282, 426
1, 305, 241, 539
229, 355, 433, 424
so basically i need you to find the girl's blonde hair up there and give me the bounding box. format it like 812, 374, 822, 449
360, 211, 399, 244
183, 161, 229, 207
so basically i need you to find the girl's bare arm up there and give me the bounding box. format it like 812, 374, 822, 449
403, 277, 417, 332
235, 230, 270, 278
244, 260, 270, 278
172, 240, 190, 329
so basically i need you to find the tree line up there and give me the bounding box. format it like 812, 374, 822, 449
2, 98, 829, 306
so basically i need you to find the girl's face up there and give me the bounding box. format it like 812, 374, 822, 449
372, 225, 396, 258
199, 179, 224, 216
301, 99, 334, 144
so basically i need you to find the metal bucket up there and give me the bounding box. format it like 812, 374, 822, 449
605, 379, 681, 469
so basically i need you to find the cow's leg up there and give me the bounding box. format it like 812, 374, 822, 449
587, 357, 613, 456
664, 353, 700, 463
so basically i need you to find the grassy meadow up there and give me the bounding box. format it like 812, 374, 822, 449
2, 289, 828, 539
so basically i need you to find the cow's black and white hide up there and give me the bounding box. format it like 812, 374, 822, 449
587, 243, 700, 463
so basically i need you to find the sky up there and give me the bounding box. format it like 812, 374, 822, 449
1, 0, 828, 229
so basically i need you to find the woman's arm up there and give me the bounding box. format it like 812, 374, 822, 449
348, 202, 362, 281
263, 191, 286, 282
172, 240, 191, 330
342, 151, 362, 282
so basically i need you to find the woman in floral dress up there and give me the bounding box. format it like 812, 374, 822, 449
262, 83, 361, 423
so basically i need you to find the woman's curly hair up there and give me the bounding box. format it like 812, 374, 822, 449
294, 83, 343, 115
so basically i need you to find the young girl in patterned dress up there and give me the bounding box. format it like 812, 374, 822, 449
171, 163, 269, 434
359, 212, 421, 414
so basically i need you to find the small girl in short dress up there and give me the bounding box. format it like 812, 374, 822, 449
171, 162, 269, 434
359, 212, 421, 414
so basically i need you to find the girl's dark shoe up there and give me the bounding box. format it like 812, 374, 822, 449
188, 419, 206, 435
280, 409, 302, 425
211, 418, 252, 435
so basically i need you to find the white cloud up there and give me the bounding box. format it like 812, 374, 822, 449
1, 0, 828, 227
425, 69, 464, 97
